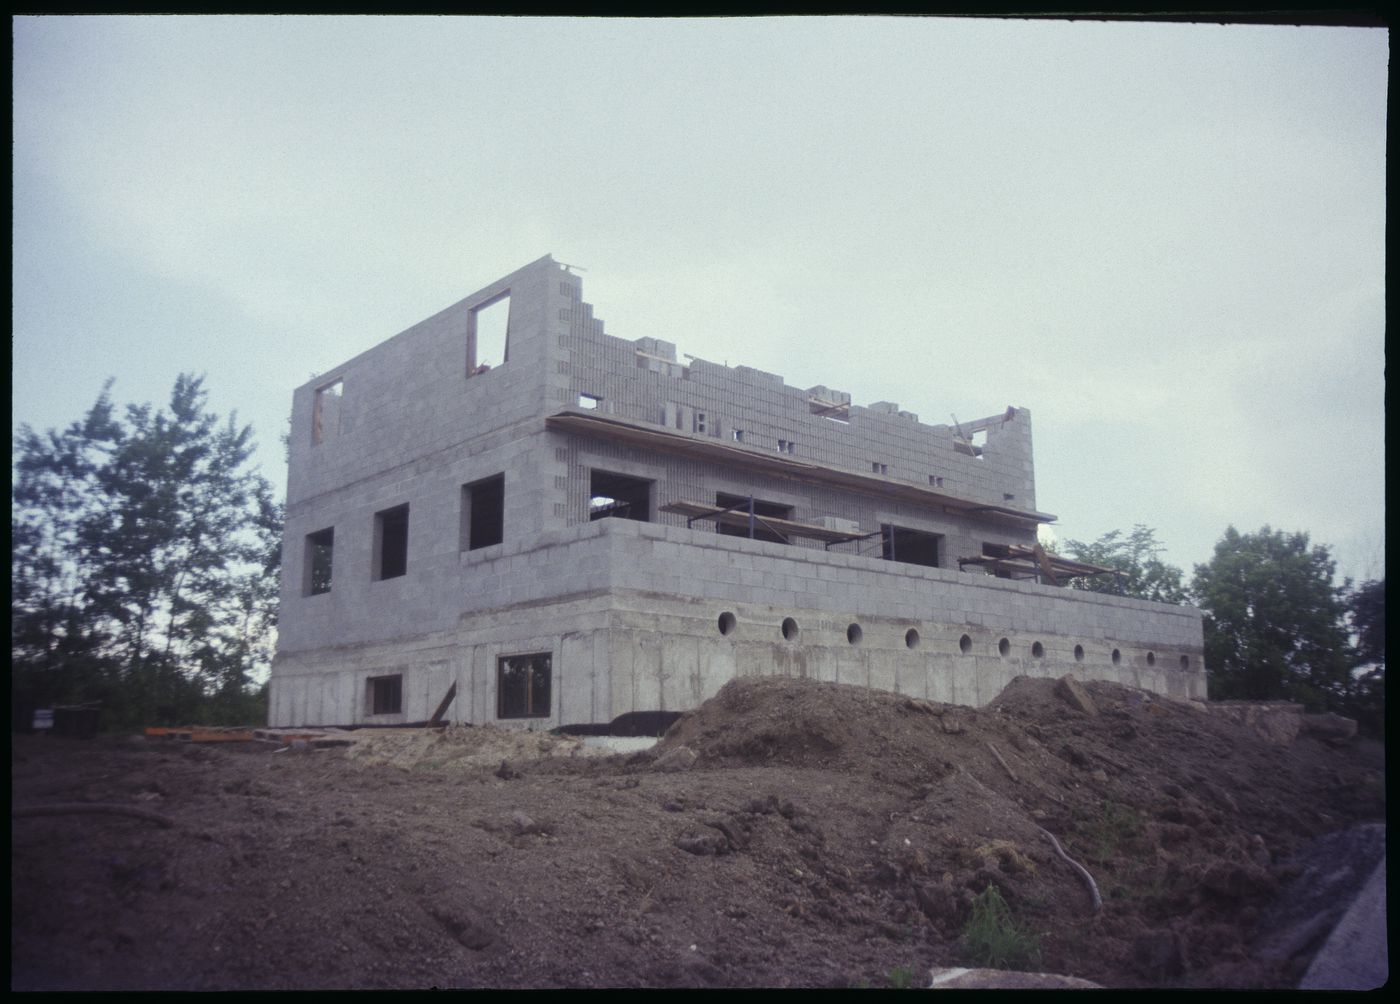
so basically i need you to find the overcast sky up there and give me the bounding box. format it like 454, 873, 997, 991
12, 15, 1387, 585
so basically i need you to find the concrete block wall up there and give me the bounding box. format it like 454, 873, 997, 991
554, 324, 1037, 513
271, 518, 1205, 728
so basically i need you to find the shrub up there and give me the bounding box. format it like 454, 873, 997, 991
961, 886, 1042, 970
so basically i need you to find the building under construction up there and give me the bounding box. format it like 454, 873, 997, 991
269, 255, 1205, 727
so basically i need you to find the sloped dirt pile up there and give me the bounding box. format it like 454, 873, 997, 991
11, 673, 1385, 990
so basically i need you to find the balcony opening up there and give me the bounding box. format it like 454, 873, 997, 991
590, 470, 654, 522
715, 492, 792, 544
881, 525, 942, 568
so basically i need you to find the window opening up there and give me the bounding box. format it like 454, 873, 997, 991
368, 674, 402, 715
305, 527, 334, 595
847, 623, 863, 645
497, 652, 551, 719
872, 461, 888, 475
781, 617, 800, 641
373, 504, 409, 580
468, 292, 510, 375
905, 628, 921, 649
732, 429, 745, 442
998, 637, 1011, 657
881, 525, 942, 568
1112, 648, 1122, 666
959, 634, 972, 654
694, 412, 707, 434
929, 475, 944, 487
312, 379, 343, 445
1032, 641, 1045, 658
715, 492, 792, 544
777, 439, 795, 454
717, 611, 737, 636
462, 475, 505, 550
590, 470, 654, 522
578, 393, 601, 410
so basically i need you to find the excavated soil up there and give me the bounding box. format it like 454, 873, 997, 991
10, 675, 1385, 989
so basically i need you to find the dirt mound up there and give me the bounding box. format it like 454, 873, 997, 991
11, 673, 1385, 989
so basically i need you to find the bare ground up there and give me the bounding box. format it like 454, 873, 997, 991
10, 675, 1385, 989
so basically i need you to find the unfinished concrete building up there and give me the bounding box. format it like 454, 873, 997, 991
270, 255, 1205, 728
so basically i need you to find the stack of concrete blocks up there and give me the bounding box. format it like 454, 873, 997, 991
271, 255, 1205, 728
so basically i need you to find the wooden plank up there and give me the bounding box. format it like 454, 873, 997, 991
428, 683, 458, 726
659, 500, 867, 544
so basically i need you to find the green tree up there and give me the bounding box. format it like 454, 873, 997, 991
11, 375, 283, 729
1191, 526, 1351, 710
1344, 578, 1384, 734
1061, 524, 1188, 603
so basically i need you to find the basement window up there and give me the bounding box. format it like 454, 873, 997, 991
368, 674, 402, 715
462, 475, 505, 550
498, 652, 551, 719
311, 378, 343, 445
468, 292, 510, 375
590, 470, 653, 522
304, 527, 334, 596
715, 492, 793, 545
373, 504, 409, 580
881, 525, 942, 568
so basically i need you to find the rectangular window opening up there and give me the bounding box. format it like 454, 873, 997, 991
304, 527, 334, 596
462, 475, 505, 550
732, 429, 745, 442
497, 652, 551, 719
872, 461, 889, 475
715, 492, 793, 545
312, 379, 343, 445
578, 393, 601, 410
368, 674, 403, 715
694, 411, 707, 434
881, 524, 943, 568
777, 439, 795, 454
468, 293, 510, 375
590, 469, 654, 522
373, 504, 409, 580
